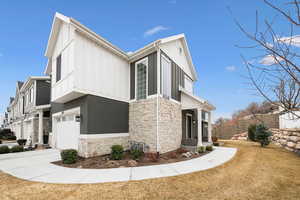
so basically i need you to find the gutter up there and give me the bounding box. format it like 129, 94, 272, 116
154, 41, 161, 153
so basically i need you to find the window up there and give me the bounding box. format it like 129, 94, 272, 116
135, 58, 148, 100
184, 75, 193, 93
202, 111, 209, 121
56, 54, 62, 82
162, 55, 171, 98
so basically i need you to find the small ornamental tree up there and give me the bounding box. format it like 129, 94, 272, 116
255, 124, 272, 147
248, 124, 257, 142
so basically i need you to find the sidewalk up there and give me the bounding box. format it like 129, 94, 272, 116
0, 147, 237, 184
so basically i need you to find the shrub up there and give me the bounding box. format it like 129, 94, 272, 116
198, 146, 206, 153
0, 145, 10, 154
111, 145, 124, 160
213, 142, 219, 146
17, 139, 27, 146
0, 140, 2, 144
6, 135, 17, 140
206, 145, 213, 151
130, 149, 143, 160
212, 136, 218, 143
255, 124, 272, 147
60, 149, 78, 164
10, 145, 24, 153
248, 124, 257, 142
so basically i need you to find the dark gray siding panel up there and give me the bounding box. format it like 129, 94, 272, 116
148, 52, 157, 95
51, 95, 129, 134
86, 95, 129, 134
161, 51, 184, 102
130, 63, 135, 99
51, 96, 89, 135
130, 51, 157, 99
36, 80, 51, 106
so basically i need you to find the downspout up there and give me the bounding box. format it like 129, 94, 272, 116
154, 41, 161, 153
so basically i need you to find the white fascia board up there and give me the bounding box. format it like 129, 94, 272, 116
44, 59, 52, 75
45, 12, 70, 58
20, 76, 50, 92
35, 104, 51, 110
180, 87, 215, 110
70, 18, 129, 60
159, 34, 198, 81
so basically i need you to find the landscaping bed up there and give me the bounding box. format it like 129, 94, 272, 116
52, 148, 212, 169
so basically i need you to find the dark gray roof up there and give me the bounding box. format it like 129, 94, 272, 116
9, 97, 14, 103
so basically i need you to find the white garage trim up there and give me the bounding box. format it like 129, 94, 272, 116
79, 133, 129, 139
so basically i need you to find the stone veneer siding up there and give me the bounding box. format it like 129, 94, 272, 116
78, 135, 129, 158
129, 96, 182, 153
158, 97, 182, 153
271, 128, 300, 155
129, 97, 158, 152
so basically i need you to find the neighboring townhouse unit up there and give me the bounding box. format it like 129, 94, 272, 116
8, 77, 51, 146
45, 13, 215, 157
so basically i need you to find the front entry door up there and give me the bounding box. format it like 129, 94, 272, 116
186, 114, 192, 139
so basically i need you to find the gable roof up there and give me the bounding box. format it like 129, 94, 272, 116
20, 76, 50, 92
44, 13, 198, 81
17, 81, 24, 90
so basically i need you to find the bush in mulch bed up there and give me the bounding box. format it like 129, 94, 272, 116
130, 149, 143, 160
111, 145, 124, 160
206, 145, 213, 151
0, 145, 10, 154
10, 145, 24, 153
61, 149, 78, 164
17, 139, 27, 146
198, 146, 206, 153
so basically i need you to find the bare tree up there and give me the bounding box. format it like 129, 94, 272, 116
231, 0, 300, 118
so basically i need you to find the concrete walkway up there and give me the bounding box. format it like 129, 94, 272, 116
0, 147, 237, 184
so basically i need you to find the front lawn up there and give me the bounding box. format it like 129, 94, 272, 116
1, 141, 300, 200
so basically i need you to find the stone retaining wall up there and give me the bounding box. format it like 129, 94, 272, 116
271, 128, 300, 154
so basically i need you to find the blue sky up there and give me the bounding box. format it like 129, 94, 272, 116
0, 0, 290, 120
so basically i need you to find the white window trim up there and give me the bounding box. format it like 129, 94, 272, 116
135, 57, 148, 101
161, 54, 172, 99
186, 113, 193, 139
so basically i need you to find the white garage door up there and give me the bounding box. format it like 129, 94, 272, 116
56, 114, 80, 150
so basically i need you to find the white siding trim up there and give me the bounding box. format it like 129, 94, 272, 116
79, 133, 129, 139
135, 57, 148, 101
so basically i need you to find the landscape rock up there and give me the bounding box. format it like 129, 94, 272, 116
295, 144, 300, 150
127, 160, 138, 167
289, 136, 300, 142
106, 160, 119, 168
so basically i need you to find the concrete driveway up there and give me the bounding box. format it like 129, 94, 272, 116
0, 147, 237, 184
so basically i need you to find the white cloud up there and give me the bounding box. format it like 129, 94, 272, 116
144, 25, 169, 37
225, 65, 236, 71
260, 55, 284, 66
277, 35, 300, 47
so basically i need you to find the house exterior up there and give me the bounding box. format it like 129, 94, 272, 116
45, 13, 215, 157
7, 77, 51, 146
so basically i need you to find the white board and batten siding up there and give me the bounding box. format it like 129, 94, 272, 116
160, 39, 194, 81
74, 32, 130, 102
279, 111, 300, 129
51, 22, 76, 102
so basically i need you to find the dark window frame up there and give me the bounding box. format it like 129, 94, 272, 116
56, 54, 62, 82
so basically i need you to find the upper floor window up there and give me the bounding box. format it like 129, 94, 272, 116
184, 75, 193, 94
135, 58, 148, 100
56, 54, 62, 82
161, 55, 171, 98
